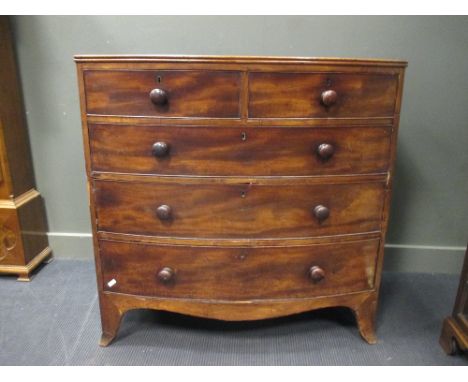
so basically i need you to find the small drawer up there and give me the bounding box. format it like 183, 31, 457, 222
84, 70, 241, 118
249, 72, 399, 118
100, 238, 379, 300
89, 124, 391, 176
94, 180, 385, 239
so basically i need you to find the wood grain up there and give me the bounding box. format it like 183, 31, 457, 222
0, 208, 24, 266
249, 72, 398, 118
0, 17, 35, 197
94, 180, 385, 239
84, 70, 241, 118
100, 238, 379, 300
89, 124, 392, 176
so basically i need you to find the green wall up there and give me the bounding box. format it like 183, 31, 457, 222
10, 16, 468, 272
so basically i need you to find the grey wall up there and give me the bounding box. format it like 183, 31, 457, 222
10, 16, 468, 272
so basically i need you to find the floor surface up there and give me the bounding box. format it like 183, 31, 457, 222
0, 260, 467, 365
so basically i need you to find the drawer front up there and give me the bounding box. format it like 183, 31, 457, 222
249, 72, 398, 118
95, 181, 385, 238
89, 124, 391, 176
100, 239, 379, 300
84, 70, 241, 118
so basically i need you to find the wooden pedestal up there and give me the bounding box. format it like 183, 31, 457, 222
0, 17, 51, 281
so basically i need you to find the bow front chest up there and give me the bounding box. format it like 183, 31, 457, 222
75, 55, 407, 346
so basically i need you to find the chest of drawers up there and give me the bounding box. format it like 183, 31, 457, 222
75, 55, 407, 346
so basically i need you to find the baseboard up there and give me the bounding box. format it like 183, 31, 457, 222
383, 244, 465, 274
46, 232, 93, 261
46, 232, 466, 274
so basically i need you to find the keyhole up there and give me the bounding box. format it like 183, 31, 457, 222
326, 78, 332, 87
157, 76, 162, 83
241, 132, 247, 141
240, 191, 246, 198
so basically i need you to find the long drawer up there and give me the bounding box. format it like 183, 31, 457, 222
94, 180, 385, 239
84, 69, 241, 118
100, 238, 379, 300
89, 124, 391, 176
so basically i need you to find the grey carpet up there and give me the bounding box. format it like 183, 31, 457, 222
0, 260, 467, 365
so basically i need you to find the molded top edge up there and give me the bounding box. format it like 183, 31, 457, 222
74, 54, 407, 67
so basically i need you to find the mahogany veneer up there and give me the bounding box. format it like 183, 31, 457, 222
94, 180, 385, 239
85, 70, 241, 118
89, 124, 392, 176
75, 55, 407, 346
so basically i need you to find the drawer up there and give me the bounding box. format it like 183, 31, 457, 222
84, 70, 241, 118
100, 239, 379, 300
89, 124, 391, 176
249, 72, 398, 118
94, 180, 385, 238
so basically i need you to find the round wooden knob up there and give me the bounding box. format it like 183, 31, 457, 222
157, 267, 174, 283
321, 89, 337, 106
156, 204, 172, 220
309, 266, 325, 283
313, 205, 330, 222
149, 88, 168, 105
316, 143, 334, 160
152, 141, 170, 157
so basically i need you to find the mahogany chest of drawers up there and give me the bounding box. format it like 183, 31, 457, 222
75, 55, 407, 346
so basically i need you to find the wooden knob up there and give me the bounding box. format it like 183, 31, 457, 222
149, 88, 168, 105
157, 267, 174, 283
313, 205, 330, 222
152, 141, 170, 157
316, 143, 334, 160
156, 204, 172, 220
309, 266, 325, 282
321, 89, 337, 106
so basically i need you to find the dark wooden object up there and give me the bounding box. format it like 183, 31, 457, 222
89, 124, 392, 176
75, 55, 407, 346
0, 17, 52, 281
440, 246, 468, 355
